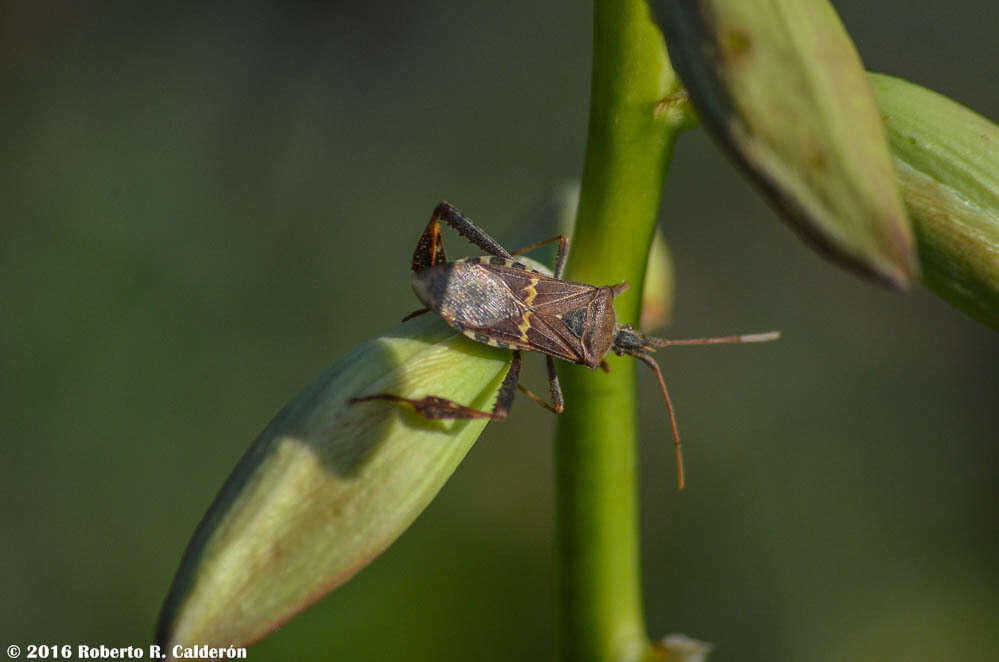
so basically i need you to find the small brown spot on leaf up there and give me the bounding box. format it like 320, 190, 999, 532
808, 150, 827, 173
724, 29, 751, 58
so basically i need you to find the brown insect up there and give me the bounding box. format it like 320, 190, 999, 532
352, 202, 779, 489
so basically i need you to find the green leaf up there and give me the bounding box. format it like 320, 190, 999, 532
157, 314, 510, 656
655, 0, 918, 287
870, 73, 999, 328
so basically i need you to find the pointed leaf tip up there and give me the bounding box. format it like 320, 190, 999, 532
654, 0, 918, 288
157, 314, 510, 656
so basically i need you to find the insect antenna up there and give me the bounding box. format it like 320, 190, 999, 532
613, 325, 780, 491
632, 352, 686, 491
642, 330, 781, 347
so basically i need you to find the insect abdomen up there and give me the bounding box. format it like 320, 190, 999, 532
412, 261, 523, 329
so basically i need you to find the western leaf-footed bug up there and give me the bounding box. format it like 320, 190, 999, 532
351, 202, 779, 490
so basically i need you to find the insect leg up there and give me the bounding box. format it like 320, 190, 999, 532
553, 236, 568, 280
412, 213, 448, 272
509, 235, 569, 279
349, 351, 522, 421
433, 202, 512, 259
349, 393, 495, 419
516, 385, 557, 413
513, 356, 564, 414
545, 355, 565, 412
401, 308, 430, 322
490, 350, 521, 419
634, 352, 686, 492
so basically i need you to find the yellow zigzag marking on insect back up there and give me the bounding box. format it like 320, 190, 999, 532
517, 311, 533, 342
522, 277, 539, 307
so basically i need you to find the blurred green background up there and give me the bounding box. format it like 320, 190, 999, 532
2, 1, 996, 660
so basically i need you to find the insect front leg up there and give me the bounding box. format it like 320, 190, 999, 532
349, 351, 523, 421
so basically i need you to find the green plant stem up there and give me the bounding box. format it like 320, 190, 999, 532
555, 2, 684, 662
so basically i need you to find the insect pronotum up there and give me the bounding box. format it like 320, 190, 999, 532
351, 202, 779, 490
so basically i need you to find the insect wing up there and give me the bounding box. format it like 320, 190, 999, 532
484, 262, 599, 315
452, 258, 598, 365
466, 310, 586, 364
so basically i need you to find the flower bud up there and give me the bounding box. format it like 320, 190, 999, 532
158, 314, 510, 655
870, 73, 999, 327
655, 0, 918, 287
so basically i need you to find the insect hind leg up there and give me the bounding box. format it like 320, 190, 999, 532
348, 393, 497, 420
349, 350, 522, 421
433, 202, 512, 260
